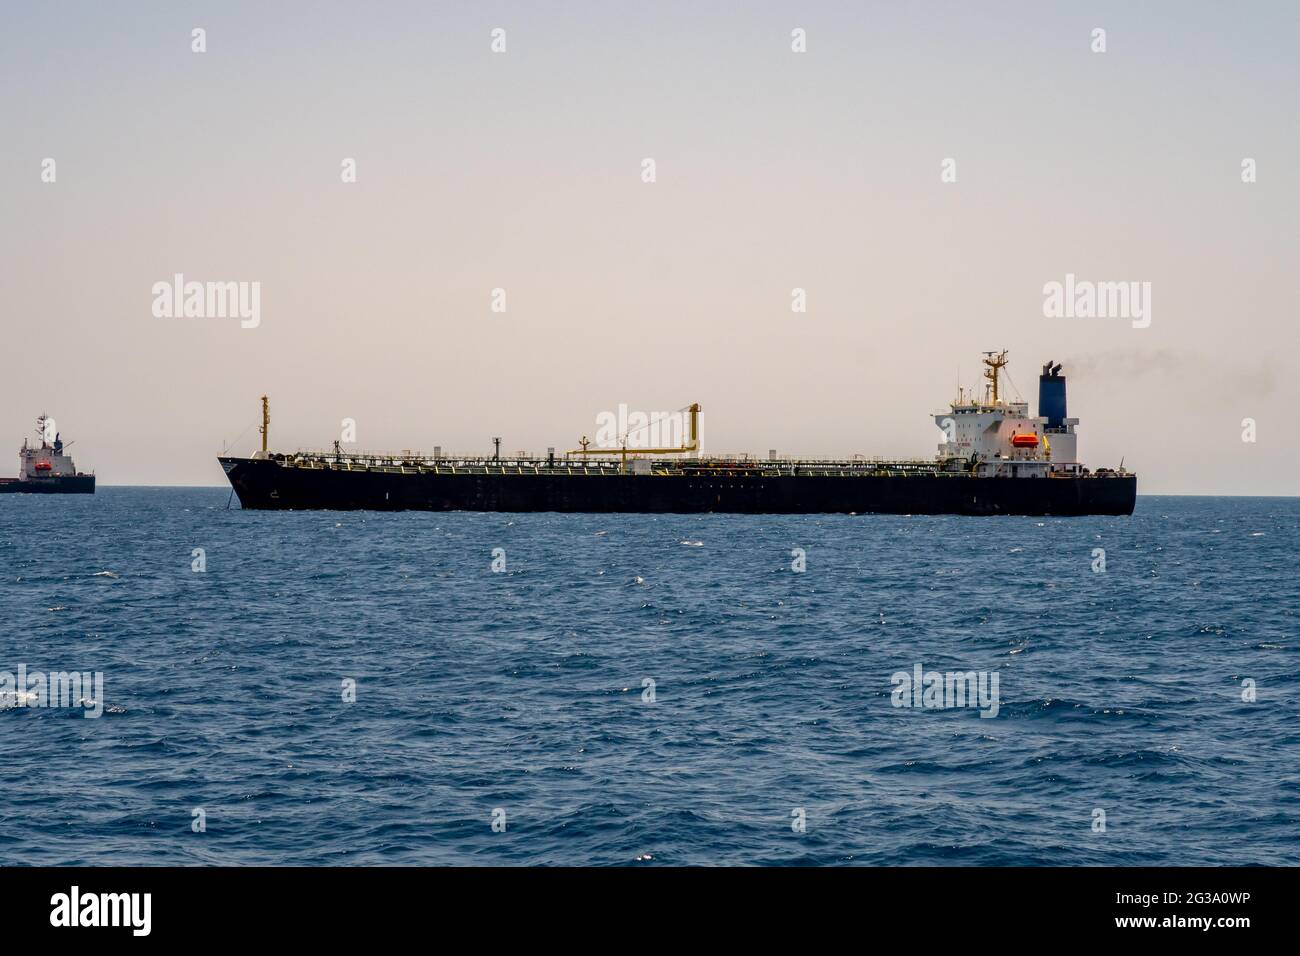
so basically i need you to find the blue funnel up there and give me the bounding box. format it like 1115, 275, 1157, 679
1039, 361, 1067, 428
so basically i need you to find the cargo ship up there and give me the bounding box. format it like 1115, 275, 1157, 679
218, 353, 1135, 515
0, 416, 96, 494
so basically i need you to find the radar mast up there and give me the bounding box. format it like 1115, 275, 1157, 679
982, 351, 1009, 405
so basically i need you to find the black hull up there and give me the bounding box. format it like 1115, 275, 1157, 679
0, 475, 95, 494
219, 457, 1135, 516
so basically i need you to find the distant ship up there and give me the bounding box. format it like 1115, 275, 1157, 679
0, 416, 96, 494
219, 352, 1136, 516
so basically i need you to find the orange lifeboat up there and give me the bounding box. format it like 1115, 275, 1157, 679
1010, 433, 1039, 448
34, 460, 53, 471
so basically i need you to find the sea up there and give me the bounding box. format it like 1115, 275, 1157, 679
2, 489, 1297, 866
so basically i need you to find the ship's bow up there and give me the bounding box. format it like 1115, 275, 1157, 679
219, 456, 280, 509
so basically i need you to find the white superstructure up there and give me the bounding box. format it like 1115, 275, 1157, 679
933, 352, 1084, 478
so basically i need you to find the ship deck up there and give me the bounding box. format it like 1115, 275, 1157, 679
252, 451, 1124, 480
256, 451, 957, 477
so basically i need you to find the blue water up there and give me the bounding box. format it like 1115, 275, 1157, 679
2, 489, 1297, 865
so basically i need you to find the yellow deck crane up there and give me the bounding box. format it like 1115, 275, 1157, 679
568, 403, 701, 472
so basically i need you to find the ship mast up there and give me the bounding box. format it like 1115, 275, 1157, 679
259, 395, 269, 454
982, 351, 1008, 405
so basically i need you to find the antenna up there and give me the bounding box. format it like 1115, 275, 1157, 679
492, 437, 501, 461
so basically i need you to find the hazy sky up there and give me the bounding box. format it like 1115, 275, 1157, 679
2, 1, 1296, 493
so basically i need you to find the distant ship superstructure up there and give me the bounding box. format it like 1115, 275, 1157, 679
0, 416, 96, 494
